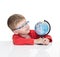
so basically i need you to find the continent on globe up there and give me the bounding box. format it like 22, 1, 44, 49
35, 20, 51, 36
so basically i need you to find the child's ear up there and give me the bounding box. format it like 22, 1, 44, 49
13, 30, 18, 34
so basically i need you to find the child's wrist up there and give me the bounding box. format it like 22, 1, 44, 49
34, 38, 43, 44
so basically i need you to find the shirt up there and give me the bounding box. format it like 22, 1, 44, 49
12, 30, 52, 45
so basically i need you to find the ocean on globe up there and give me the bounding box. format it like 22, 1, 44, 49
35, 20, 51, 35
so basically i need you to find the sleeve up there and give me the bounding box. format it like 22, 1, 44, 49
44, 35, 52, 42
12, 35, 34, 45
30, 30, 41, 39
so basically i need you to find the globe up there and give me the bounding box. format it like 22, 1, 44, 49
35, 20, 51, 36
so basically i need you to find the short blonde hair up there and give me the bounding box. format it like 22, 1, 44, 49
7, 14, 25, 31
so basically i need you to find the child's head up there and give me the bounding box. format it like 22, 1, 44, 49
7, 14, 30, 34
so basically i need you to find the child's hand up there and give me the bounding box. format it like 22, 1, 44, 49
34, 38, 50, 45
43, 38, 50, 45
34, 38, 43, 44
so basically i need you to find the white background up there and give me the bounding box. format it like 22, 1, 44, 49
0, 0, 60, 57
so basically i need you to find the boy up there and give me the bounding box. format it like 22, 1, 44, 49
7, 14, 52, 45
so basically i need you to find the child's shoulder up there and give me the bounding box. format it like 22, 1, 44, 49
13, 34, 20, 38
30, 30, 36, 33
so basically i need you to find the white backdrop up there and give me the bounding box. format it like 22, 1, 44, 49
0, 0, 60, 43
0, 0, 60, 57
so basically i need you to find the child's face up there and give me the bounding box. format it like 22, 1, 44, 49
14, 19, 30, 35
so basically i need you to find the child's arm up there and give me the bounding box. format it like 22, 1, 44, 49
12, 35, 34, 45
35, 35, 52, 45
12, 34, 44, 45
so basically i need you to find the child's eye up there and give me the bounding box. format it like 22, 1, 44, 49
21, 25, 24, 28
25, 22, 28, 25
23, 22, 28, 26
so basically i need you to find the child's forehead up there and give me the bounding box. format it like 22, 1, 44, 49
16, 19, 26, 27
